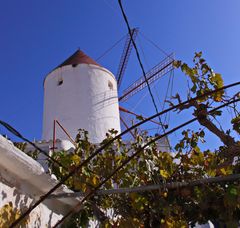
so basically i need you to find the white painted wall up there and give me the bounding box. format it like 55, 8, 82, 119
25, 139, 75, 171
43, 63, 121, 144
0, 179, 62, 227
0, 135, 80, 227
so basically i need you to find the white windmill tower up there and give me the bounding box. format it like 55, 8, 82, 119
42, 29, 174, 152
42, 50, 121, 145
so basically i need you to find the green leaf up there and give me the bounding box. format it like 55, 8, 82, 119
181, 63, 190, 75
229, 187, 238, 196
191, 84, 197, 93
136, 115, 144, 121
231, 115, 240, 134
195, 51, 202, 58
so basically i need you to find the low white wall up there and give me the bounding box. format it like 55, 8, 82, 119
0, 135, 79, 227
0, 175, 62, 227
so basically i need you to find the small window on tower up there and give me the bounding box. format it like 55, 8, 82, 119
58, 78, 63, 86
108, 81, 113, 90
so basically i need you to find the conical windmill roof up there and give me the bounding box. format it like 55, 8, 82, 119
44, 50, 102, 85
56, 49, 101, 69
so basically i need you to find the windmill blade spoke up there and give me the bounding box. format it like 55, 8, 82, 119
120, 116, 135, 139
119, 53, 174, 102
119, 106, 164, 127
117, 28, 139, 88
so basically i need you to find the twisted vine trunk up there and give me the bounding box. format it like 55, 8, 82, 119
195, 104, 240, 166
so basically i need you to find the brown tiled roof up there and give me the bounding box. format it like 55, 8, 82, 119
56, 50, 101, 69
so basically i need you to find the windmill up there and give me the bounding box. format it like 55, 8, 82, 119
114, 28, 174, 140
42, 28, 174, 148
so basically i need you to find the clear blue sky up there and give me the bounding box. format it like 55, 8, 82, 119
0, 0, 239, 147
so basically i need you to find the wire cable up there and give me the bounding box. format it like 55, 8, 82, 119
0, 120, 66, 169
49, 173, 240, 198
96, 35, 126, 61
103, 0, 122, 20
137, 35, 150, 69
118, 0, 165, 133
163, 70, 174, 126
10, 81, 240, 227
167, 69, 175, 126
140, 31, 173, 60
53, 97, 240, 227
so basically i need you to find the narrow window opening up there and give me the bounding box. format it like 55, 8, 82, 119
72, 63, 78, 67
108, 81, 113, 90
58, 79, 63, 86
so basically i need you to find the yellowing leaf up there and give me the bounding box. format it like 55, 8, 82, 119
0, 203, 29, 227
160, 169, 169, 178
207, 169, 216, 177
220, 168, 227, 175
92, 175, 99, 186
214, 73, 224, 88
163, 192, 168, 198
212, 73, 224, 101
173, 60, 181, 68
213, 90, 224, 102
71, 154, 81, 165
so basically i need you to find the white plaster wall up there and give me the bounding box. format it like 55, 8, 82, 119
0, 135, 80, 227
24, 139, 75, 171
0, 173, 62, 227
43, 64, 121, 144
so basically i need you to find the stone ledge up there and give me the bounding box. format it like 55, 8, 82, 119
0, 135, 80, 214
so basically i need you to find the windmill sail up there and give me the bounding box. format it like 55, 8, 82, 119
119, 53, 174, 102
116, 28, 139, 88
